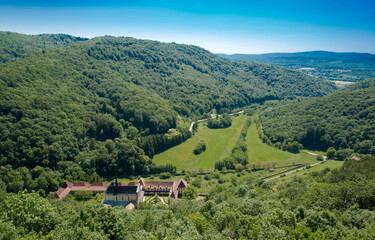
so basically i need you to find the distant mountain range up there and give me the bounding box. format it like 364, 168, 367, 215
218, 51, 375, 82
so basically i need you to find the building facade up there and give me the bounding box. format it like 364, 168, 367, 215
103, 181, 144, 207
56, 178, 188, 208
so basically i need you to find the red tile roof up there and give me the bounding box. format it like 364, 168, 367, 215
72, 182, 89, 187
91, 182, 106, 186
352, 156, 361, 161
55, 181, 107, 200
176, 178, 188, 188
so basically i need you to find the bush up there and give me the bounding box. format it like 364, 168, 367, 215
288, 141, 301, 153
182, 185, 198, 200
193, 141, 207, 155
215, 160, 225, 171
218, 177, 225, 184
317, 155, 324, 161
159, 172, 171, 179
204, 174, 212, 181
192, 177, 202, 188
235, 164, 244, 172
326, 147, 336, 159
207, 114, 232, 129
74, 191, 93, 199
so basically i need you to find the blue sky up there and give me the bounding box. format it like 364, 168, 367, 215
0, 0, 374, 54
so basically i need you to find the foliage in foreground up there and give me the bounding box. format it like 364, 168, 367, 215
3, 157, 375, 239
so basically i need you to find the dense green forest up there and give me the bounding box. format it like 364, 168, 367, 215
260, 78, 375, 156
1, 31, 374, 240
219, 51, 375, 82
0, 32, 336, 186
0, 31, 87, 64
1, 156, 375, 239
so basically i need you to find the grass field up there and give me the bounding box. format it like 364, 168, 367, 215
246, 118, 317, 167
153, 115, 322, 171
153, 115, 247, 170
281, 160, 344, 180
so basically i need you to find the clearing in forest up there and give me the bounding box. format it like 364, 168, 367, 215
246, 118, 318, 167
153, 115, 247, 170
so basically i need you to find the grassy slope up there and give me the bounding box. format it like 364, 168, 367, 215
247, 118, 317, 166
280, 160, 344, 181
153, 115, 247, 170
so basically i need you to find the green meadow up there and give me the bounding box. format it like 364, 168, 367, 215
153, 115, 247, 170
246, 118, 317, 167
278, 160, 344, 181
153, 115, 322, 171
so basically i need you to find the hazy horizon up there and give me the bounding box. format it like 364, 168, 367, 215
1, 0, 375, 54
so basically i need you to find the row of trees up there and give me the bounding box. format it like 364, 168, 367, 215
215, 119, 251, 170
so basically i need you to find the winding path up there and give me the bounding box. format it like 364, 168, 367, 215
189, 122, 195, 132
265, 152, 327, 182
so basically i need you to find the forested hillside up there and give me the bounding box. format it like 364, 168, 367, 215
260, 78, 375, 156
219, 51, 375, 82
0, 31, 87, 63
0, 32, 336, 183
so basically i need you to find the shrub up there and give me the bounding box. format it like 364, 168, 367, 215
182, 185, 198, 200
204, 174, 212, 181
235, 164, 244, 172
159, 172, 171, 179
326, 147, 336, 159
193, 141, 206, 155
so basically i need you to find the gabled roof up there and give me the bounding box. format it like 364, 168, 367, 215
138, 178, 175, 189
138, 178, 146, 186
145, 181, 175, 188
106, 185, 139, 194
62, 181, 73, 188
72, 182, 89, 187
176, 178, 188, 188
91, 182, 107, 187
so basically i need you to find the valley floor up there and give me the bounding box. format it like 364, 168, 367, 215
153, 115, 247, 170
154, 115, 325, 173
